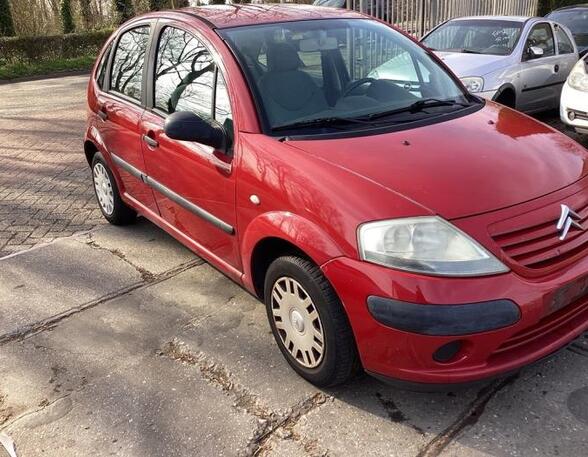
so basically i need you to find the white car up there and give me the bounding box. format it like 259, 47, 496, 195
561, 55, 588, 133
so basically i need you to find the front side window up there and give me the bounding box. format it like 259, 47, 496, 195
423, 20, 523, 56
221, 19, 473, 135
111, 26, 150, 101
554, 24, 574, 54
154, 27, 215, 118
525, 23, 555, 59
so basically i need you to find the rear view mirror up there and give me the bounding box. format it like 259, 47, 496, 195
164, 111, 226, 150
299, 37, 338, 52
527, 46, 544, 59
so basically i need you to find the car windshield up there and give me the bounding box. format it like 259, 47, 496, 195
423, 19, 523, 56
220, 19, 473, 134
548, 10, 588, 44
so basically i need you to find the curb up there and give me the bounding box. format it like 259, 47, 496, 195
0, 70, 91, 85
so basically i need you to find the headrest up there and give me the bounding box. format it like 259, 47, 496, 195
266, 43, 302, 72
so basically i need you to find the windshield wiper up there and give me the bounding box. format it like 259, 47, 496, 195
460, 48, 482, 54
272, 116, 374, 132
365, 98, 470, 121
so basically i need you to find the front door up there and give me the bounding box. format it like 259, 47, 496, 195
518, 22, 561, 112
140, 25, 240, 269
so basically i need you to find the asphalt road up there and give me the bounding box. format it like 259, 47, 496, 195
0, 75, 587, 457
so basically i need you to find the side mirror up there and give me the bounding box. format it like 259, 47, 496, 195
527, 46, 544, 59
164, 111, 226, 151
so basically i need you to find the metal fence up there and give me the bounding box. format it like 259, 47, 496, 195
345, 0, 539, 38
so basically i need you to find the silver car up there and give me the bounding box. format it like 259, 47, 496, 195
417, 16, 579, 113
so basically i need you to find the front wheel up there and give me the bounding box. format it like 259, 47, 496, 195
264, 256, 359, 386
91, 152, 136, 226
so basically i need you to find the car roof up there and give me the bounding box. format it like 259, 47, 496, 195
449, 15, 532, 23
550, 4, 588, 12
169, 4, 366, 29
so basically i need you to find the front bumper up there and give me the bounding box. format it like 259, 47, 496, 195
321, 256, 588, 385
560, 82, 588, 133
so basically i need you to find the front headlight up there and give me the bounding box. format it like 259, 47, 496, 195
358, 217, 509, 277
460, 76, 484, 93
568, 59, 588, 91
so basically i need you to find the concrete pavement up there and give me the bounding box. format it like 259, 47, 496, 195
0, 221, 586, 457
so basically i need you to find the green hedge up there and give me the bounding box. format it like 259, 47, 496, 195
0, 29, 113, 65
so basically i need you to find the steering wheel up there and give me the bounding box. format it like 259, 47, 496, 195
342, 78, 376, 97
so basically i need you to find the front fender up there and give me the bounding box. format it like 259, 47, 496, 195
240, 211, 348, 292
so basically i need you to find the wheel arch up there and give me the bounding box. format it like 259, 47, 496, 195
492, 83, 517, 108
241, 212, 348, 300
84, 139, 99, 165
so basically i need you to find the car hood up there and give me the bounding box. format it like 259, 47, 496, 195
285, 103, 588, 220
434, 51, 510, 78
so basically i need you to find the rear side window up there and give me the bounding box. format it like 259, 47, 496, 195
96, 43, 112, 90
154, 27, 215, 117
554, 24, 574, 54
525, 23, 555, 58
111, 26, 151, 101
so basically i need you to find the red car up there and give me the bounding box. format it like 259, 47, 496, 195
85, 5, 588, 388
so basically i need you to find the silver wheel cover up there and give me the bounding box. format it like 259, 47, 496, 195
93, 162, 114, 216
270, 276, 325, 368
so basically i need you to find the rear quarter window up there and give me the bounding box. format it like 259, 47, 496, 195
96, 43, 113, 90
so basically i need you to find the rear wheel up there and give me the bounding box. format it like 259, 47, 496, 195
264, 256, 359, 386
91, 152, 136, 226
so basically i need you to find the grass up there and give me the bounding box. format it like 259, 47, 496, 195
0, 55, 95, 80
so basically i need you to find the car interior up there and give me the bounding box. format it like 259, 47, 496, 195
226, 25, 457, 128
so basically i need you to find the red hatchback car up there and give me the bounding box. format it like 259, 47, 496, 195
85, 5, 588, 388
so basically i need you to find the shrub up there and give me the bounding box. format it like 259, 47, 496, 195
61, 0, 76, 34
0, 29, 113, 65
0, 0, 15, 37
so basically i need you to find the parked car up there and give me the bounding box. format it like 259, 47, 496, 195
561, 54, 588, 133
86, 5, 588, 388
546, 4, 588, 57
419, 16, 578, 112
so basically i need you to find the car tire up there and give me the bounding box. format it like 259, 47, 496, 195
91, 152, 136, 226
264, 255, 359, 386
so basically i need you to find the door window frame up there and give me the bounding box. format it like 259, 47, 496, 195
106, 20, 157, 108
553, 23, 575, 55
146, 21, 234, 128
522, 21, 556, 62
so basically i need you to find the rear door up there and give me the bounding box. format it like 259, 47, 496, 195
518, 22, 561, 112
553, 22, 578, 84
97, 23, 158, 213
140, 23, 240, 269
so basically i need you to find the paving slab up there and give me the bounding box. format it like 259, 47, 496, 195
440, 341, 588, 457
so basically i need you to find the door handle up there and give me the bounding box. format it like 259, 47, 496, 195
142, 134, 159, 149
97, 108, 108, 121
554, 64, 560, 73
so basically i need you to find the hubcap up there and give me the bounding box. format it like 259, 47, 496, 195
270, 277, 324, 368
93, 163, 114, 216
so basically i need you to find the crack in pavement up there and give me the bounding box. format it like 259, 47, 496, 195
84, 236, 156, 282
0, 394, 13, 427
416, 374, 519, 457
0, 394, 73, 433
0, 258, 202, 346
160, 339, 331, 457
